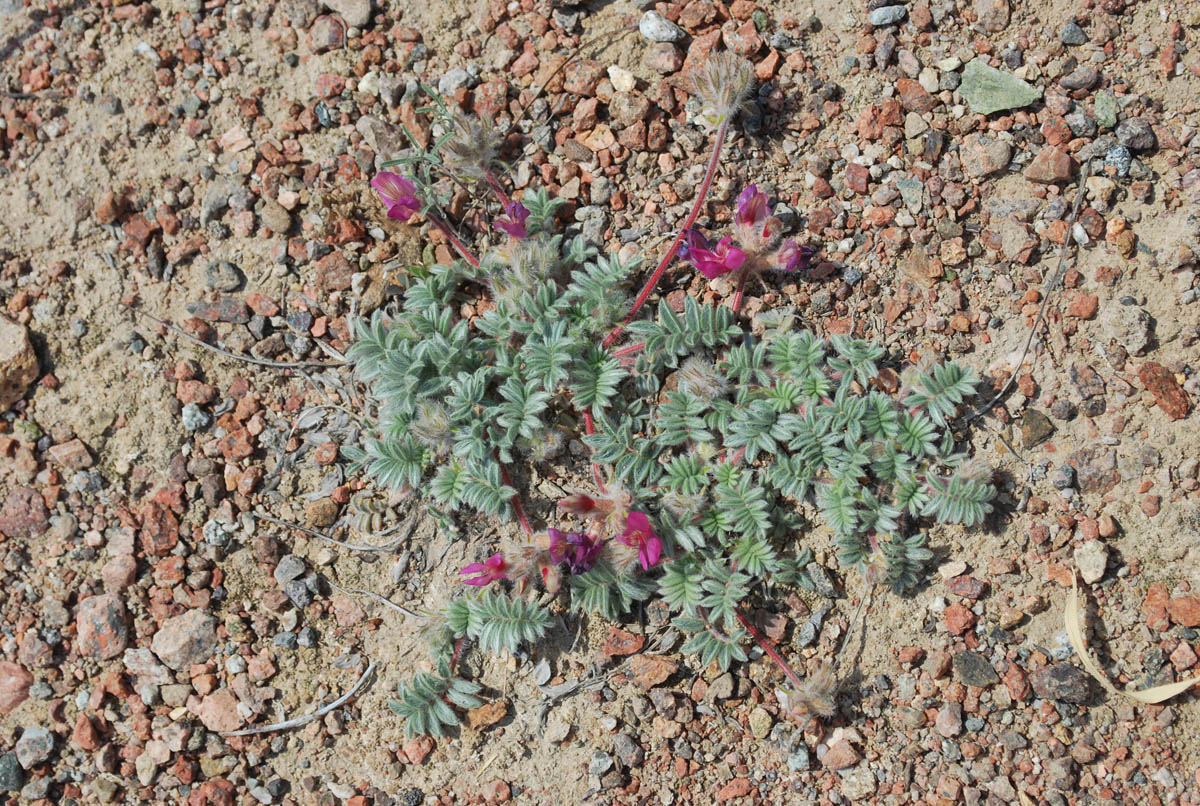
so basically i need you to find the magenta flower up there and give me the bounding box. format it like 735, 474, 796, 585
547, 528, 603, 575
494, 201, 530, 239
460, 553, 507, 586
734, 184, 770, 237
619, 511, 662, 571
370, 172, 422, 221
679, 230, 746, 280
777, 240, 816, 272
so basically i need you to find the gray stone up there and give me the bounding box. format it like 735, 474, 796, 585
1099, 305, 1152, 355
322, 0, 371, 28
14, 729, 53, 769
200, 178, 242, 225
261, 200, 291, 233
708, 672, 735, 700
953, 650, 1000, 687
1115, 118, 1156, 151
589, 750, 614, 776
1093, 91, 1119, 129
1065, 111, 1096, 138
613, 733, 644, 767
437, 67, 473, 96
205, 261, 244, 292
897, 177, 924, 214
274, 555, 307, 586
959, 59, 1042, 115
0, 314, 39, 413
1030, 664, 1092, 703
639, 11, 685, 43
1059, 66, 1099, 91
805, 562, 840, 598
0, 754, 22, 792
1060, 23, 1088, 45
181, 403, 209, 432
151, 610, 218, 671
868, 5, 907, 26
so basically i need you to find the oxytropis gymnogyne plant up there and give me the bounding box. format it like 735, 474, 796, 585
345, 53, 996, 736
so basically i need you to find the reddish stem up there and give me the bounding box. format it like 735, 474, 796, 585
735, 608, 805, 690
498, 460, 533, 536
428, 213, 480, 267
581, 410, 608, 493
485, 171, 512, 208
448, 636, 467, 675
731, 266, 749, 314
612, 341, 645, 359
602, 118, 731, 349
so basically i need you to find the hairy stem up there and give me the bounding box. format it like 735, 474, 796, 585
581, 410, 608, 493
734, 608, 805, 690
602, 118, 731, 348
611, 341, 645, 359
731, 266, 750, 314
485, 171, 512, 208
428, 213, 480, 267
498, 460, 533, 536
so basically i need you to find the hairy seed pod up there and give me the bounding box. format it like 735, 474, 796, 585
661, 489, 706, 521
689, 52, 756, 126
410, 401, 453, 457
677, 356, 728, 402
439, 109, 501, 182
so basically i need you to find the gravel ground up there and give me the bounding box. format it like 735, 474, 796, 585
1, 0, 1200, 804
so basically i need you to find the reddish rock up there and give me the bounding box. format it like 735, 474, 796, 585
466, 700, 508, 731
822, 739, 861, 770
76, 594, 130, 660
944, 603, 976, 635
1138, 362, 1191, 421
723, 20, 762, 58
0, 486, 50, 539
947, 576, 987, 600
642, 42, 684, 75
403, 735, 435, 765
896, 78, 938, 113
0, 661, 33, 715
1024, 146, 1077, 183
628, 654, 678, 688
177, 380, 218, 405
845, 163, 870, 194
102, 555, 138, 593
95, 190, 127, 224
1170, 641, 1198, 671
47, 438, 93, 470
140, 501, 179, 556
482, 779, 511, 804
1143, 582, 1171, 631
72, 714, 101, 750
717, 778, 753, 800
196, 688, 244, 733
1167, 595, 1200, 628
1003, 663, 1032, 701
562, 58, 605, 95
1068, 292, 1099, 319
599, 626, 645, 659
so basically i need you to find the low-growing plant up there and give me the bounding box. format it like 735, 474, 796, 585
347, 53, 996, 735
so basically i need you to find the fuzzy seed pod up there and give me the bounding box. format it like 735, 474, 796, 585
677, 356, 728, 402
439, 109, 501, 182
661, 489, 707, 521
776, 661, 838, 720
410, 401, 452, 457
689, 52, 756, 127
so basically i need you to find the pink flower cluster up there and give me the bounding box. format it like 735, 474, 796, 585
678, 185, 814, 280
458, 508, 662, 588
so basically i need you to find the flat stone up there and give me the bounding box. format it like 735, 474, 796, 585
1070, 445, 1120, 494
0, 754, 22, 792
322, 0, 370, 28
613, 732, 645, 767
1115, 118, 1156, 151
1099, 305, 1152, 355
1024, 146, 1077, 183
196, 688, 245, 733
0, 314, 38, 412
639, 10, 685, 42
1138, 361, 1191, 420
1075, 541, 1109, 584
953, 650, 1000, 687
1060, 22, 1088, 45
0, 487, 49, 540
961, 133, 1011, 178
960, 59, 1042, 115
628, 654, 677, 688
748, 706, 773, 739
1093, 91, 1119, 128
151, 610, 218, 671
1059, 66, 1100, 90
822, 739, 861, 769
76, 594, 129, 660
935, 701, 963, 737
1030, 664, 1092, 703
14, 728, 53, 769
0, 662, 33, 716
465, 700, 508, 731
973, 0, 1010, 32
867, 5, 907, 26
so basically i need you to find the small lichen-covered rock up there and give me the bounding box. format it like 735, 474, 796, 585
0, 315, 37, 412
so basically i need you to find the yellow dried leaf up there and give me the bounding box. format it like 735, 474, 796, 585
1066, 575, 1200, 704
